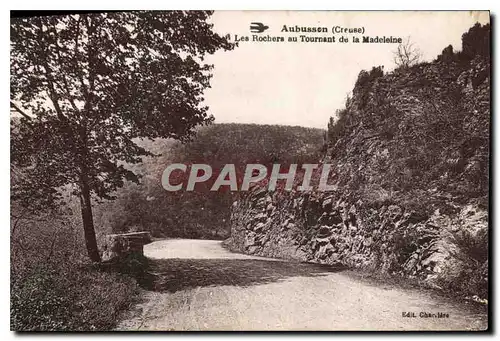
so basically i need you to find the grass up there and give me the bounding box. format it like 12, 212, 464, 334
11, 257, 142, 331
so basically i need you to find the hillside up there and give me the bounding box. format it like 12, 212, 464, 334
228, 23, 490, 299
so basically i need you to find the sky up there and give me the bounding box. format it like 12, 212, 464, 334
204, 11, 490, 129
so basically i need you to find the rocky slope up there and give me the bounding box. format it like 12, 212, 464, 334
227, 23, 490, 298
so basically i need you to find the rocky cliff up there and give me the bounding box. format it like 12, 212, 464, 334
227, 23, 490, 297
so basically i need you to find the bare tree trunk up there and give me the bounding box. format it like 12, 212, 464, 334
79, 166, 101, 263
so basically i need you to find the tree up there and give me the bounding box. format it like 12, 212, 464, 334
10, 11, 233, 262
393, 37, 422, 69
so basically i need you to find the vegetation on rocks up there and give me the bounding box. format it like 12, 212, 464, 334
228, 23, 490, 300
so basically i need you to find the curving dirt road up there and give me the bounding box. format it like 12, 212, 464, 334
117, 239, 487, 331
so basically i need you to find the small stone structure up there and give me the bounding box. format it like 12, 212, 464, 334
101, 231, 152, 262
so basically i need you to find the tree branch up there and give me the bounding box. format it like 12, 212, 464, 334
34, 19, 69, 123
10, 101, 32, 120
48, 21, 81, 115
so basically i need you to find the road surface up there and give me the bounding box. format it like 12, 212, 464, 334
117, 239, 487, 331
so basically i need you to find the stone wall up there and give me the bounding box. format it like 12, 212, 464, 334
101, 232, 152, 262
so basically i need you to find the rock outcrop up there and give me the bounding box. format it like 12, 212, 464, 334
227, 23, 489, 297
229, 188, 487, 284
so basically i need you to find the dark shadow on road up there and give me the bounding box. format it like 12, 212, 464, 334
137, 258, 346, 293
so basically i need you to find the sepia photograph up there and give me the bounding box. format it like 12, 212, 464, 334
9, 10, 490, 331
